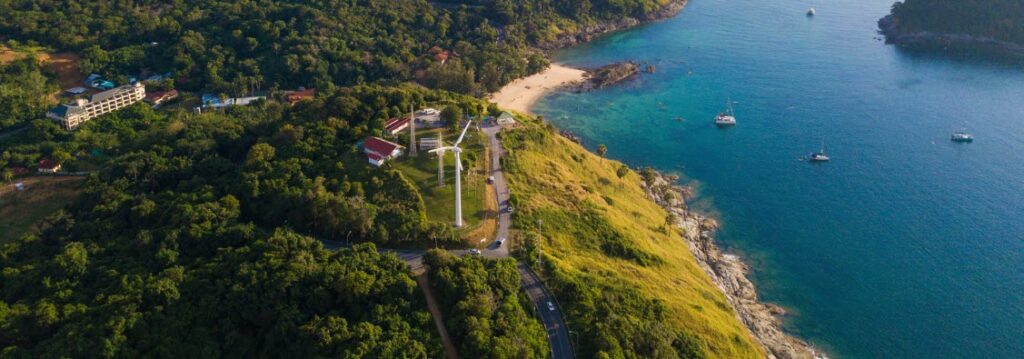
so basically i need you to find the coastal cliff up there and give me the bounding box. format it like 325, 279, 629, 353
878, 15, 1024, 60
642, 172, 824, 359
539, 0, 688, 50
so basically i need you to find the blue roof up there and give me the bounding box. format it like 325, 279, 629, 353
48, 104, 70, 117
201, 94, 222, 106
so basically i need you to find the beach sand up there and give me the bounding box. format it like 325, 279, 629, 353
490, 64, 586, 114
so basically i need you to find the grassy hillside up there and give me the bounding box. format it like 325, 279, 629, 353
0, 176, 84, 243
500, 116, 762, 358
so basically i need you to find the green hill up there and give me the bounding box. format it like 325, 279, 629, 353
500, 116, 763, 358
887, 0, 1024, 44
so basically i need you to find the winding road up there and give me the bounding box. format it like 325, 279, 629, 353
481, 123, 573, 359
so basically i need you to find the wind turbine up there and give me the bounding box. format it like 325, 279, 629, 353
430, 120, 473, 227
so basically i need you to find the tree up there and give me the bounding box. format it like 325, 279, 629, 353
443, 103, 462, 133
597, 144, 608, 159
616, 165, 629, 183
2, 169, 13, 184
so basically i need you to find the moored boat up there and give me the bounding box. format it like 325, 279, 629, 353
951, 129, 974, 142
715, 99, 737, 127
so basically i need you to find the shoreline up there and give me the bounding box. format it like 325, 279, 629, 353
489, 64, 586, 114
491, 60, 827, 359
643, 173, 825, 359
490, 1, 824, 355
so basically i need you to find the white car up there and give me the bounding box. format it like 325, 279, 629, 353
469, 249, 481, 256
547, 301, 555, 311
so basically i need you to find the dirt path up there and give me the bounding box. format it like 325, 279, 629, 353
415, 273, 459, 359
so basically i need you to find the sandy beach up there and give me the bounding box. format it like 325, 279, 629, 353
490, 64, 586, 114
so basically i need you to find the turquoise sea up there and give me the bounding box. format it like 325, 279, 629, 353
533, 0, 1024, 357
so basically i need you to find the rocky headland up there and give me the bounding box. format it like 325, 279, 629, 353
642, 171, 826, 359
878, 15, 1024, 61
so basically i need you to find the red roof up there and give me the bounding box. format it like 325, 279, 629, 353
364, 137, 401, 156
286, 88, 316, 104
434, 51, 450, 62
38, 159, 59, 170
385, 117, 411, 133
367, 153, 385, 161
145, 89, 179, 102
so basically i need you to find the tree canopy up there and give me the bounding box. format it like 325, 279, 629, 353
0, 0, 680, 95
889, 0, 1024, 44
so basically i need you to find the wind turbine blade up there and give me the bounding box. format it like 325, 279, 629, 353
455, 121, 473, 146
429, 146, 455, 154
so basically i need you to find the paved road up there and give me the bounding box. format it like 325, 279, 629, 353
481, 124, 511, 259
519, 262, 574, 359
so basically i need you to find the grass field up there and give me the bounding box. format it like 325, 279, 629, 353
0, 176, 85, 243
392, 127, 496, 244
1, 44, 83, 88
500, 116, 764, 358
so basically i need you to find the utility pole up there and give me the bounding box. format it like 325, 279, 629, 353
537, 219, 544, 267
437, 129, 445, 187
409, 104, 418, 157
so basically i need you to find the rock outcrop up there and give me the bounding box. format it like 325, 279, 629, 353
642, 171, 826, 359
573, 62, 640, 91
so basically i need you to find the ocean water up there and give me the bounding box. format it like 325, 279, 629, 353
532, 0, 1024, 357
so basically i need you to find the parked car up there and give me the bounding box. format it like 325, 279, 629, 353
547, 301, 555, 311
469, 249, 481, 256
496, 238, 505, 247
487, 175, 495, 184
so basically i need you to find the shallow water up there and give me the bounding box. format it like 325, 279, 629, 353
534, 0, 1024, 357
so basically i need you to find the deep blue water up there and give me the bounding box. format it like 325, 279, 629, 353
533, 0, 1024, 357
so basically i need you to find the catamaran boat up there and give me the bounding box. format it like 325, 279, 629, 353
809, 141, 830, 162
951, 129, 974, 142
715, 99, 737, 127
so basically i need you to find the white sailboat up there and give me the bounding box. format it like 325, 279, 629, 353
809, 140, 830, 162
715, 99, 737, 126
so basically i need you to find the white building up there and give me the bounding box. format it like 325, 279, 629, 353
415, 108, 442, 125
496, 112, 517, 127
364, 136, 404, 167
47, 83, 146, 129
419, 137, 441, 150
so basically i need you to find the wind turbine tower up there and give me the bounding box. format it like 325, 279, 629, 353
430, 121, 473, 227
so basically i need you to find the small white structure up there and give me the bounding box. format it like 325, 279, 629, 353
419, 137, 441, 151
415, 108, 442, 125
206, 96, 266, 109
364, 136, 404, 167
14, 182, 25, 191
496, 112, 517, 127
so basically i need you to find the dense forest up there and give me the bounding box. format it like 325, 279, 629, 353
0, 0, 678, 96
2, 84, 488, 246
0, 85, 483, 355
888, 0, 1024, 44
0, 57, 56, 131
423, 250, 548, 358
